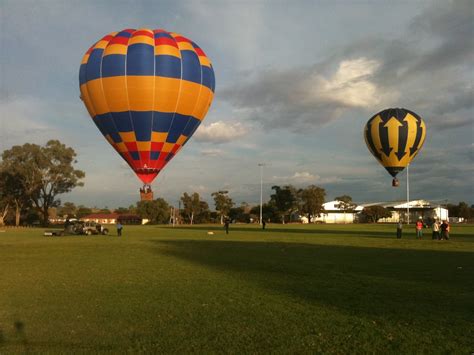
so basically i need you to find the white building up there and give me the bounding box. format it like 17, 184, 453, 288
359, 200, 449, 223
301, 199, 448, 224
311, 201, 363, 224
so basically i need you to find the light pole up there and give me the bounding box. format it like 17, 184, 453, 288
406, 164, 410, 224
258, 163, 265, 225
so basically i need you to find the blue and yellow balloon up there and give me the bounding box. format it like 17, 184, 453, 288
79, 28, 215, 196
364, 108, 426, 186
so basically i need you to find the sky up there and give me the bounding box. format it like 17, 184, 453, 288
0, 0, 473, 209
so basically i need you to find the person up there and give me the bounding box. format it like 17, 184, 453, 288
262, 220, 266, 230
440, 220, 450, 240
224, 218, 230, 234
432, 220, 440, 240
415, 219, 423, 239
116, 222, 123, 236
64, 218, 73, 234
396, 221, 403, 239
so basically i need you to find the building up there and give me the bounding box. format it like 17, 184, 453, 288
82, 213, 119, 224
81, 213, 147, 225
301, 200, 448, 224
311, 201, 363, 224
117, 214, 145, 225
358, 200, 449, 223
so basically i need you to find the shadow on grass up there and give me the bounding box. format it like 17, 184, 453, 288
0, 320, 112, 352
157, 225, 474, 241
158, 225, 396, 238
0, 321, 28, 352
154, 239, 474, 323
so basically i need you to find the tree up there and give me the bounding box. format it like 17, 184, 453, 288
334, 195, 357, 224
196, 201, 211, 223
181, 192, 209, 224
250, 203, 278, 223
136, 198, 170, 224
229, 202, 252, 223
211, 191, 234, 224
360, 206, 392, 223
446, 203, 458, 217
58, 202, 77, 218
0, 178, 9, 226
456, 202, 471, 220
114, 207, 131, 215
0, 140, 85, 226
76, 205, 93, 218
0, 170, 30, 226
447, 202, 473, 221
128, 204, 138, 215
270, 185, 298, 224
298, 185, 326, 223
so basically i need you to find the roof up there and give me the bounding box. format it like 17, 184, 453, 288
117, 214, 142, 220
323, 201, 363, 212
82, 213, 119, 219
322, 199, 449, 212
357, 200, 447, 209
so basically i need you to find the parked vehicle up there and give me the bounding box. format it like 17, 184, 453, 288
44, 221, 109, 236
81, 221, 109, 235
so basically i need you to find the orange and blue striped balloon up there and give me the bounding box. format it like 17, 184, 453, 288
79, 28, 215, 184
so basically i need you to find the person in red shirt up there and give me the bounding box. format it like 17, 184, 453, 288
416, 219, 424, 239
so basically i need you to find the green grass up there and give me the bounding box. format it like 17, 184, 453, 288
0, 223, 473, 353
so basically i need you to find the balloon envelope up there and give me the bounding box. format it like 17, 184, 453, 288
364, 108, 426, 178
79, 28, 215, 184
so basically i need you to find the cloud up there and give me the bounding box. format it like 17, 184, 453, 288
200, 149, 223, 157
0, 97, 62, 149
274, 172, 317, 183
338, 2, 473, 131
407, 0, 473, 74
194, 121, 249, 144
2, 0, 472, 207
272, 171, 342, 185
308, 58, 383, 108
186, 185, 209, 194
219, 1, 472, 133
220, 57, 398, 131
180, 1, 265, 70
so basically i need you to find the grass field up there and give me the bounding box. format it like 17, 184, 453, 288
1, 223, 473, 353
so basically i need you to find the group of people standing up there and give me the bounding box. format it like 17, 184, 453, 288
431, 219, 450, 240
397, 219, 450, 240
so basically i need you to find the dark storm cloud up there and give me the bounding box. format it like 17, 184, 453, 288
430, 89, 473, 116
220, 0, 473, 132
219, 61, 377, 131
426, 87, 473, 129
407, 0, 473, 74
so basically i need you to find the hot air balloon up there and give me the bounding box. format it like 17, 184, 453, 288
79, 29, 215, 199
364, 108, 426, 187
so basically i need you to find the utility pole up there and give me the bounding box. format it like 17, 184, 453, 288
178, 200, 181, 225
406, 164, 410, 224
258, 163, 265, 225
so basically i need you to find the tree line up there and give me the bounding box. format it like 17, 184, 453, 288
446, 202, 474, 221
54, 188, 394, 225
0, 141, 334, 226
6, 140, 468, 226
36, 186, 328, 225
